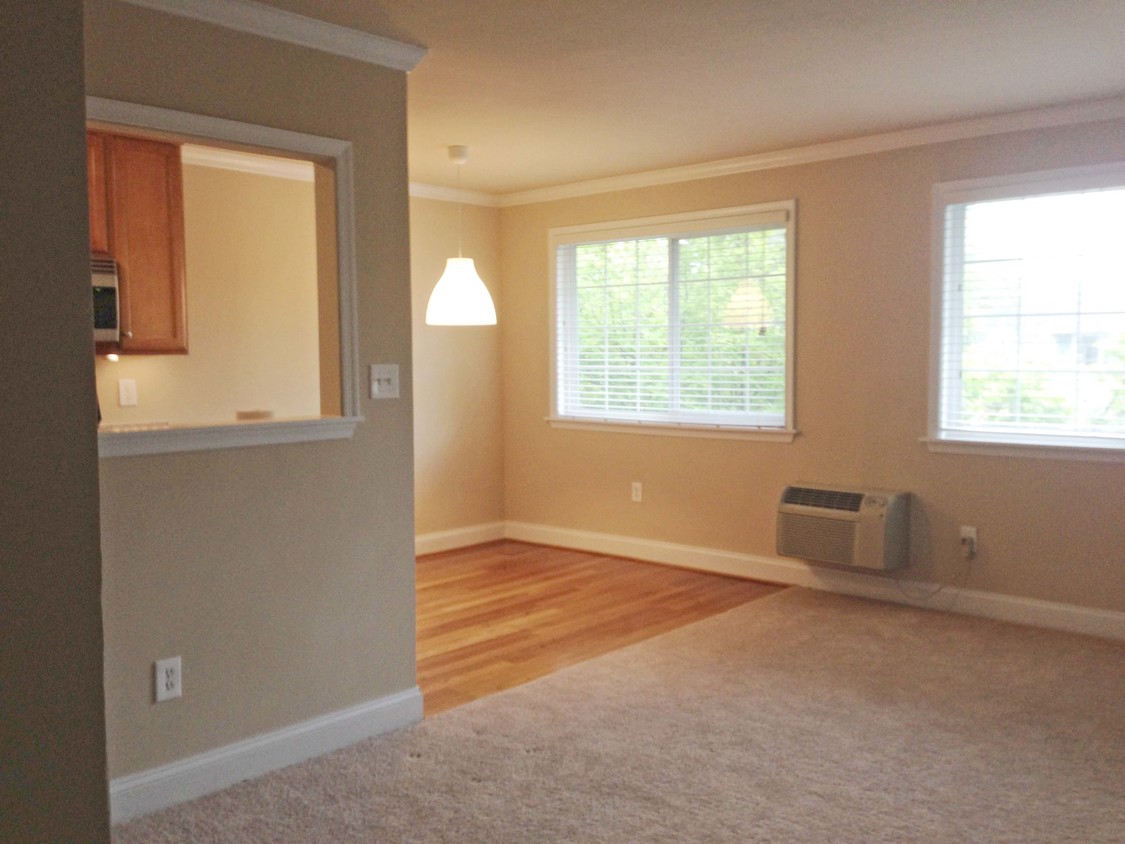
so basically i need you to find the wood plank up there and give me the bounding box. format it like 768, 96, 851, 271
416, 540, 784, 715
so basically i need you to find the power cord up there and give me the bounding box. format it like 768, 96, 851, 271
893, 533, 976, 604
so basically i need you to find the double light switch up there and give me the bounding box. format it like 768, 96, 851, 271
370, 364, 400, 399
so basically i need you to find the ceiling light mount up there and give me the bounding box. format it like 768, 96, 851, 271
447, 144, 469, 166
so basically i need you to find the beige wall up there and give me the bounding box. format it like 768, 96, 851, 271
0, 2, 110, 840
411, 197, 505, 534
500, 117, 1125, 614
95, 163, 321, 426
87, 0, 416, 777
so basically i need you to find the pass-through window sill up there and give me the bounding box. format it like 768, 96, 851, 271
98, 416, 362, 457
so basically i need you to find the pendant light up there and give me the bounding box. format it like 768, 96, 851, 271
425, 145, 497, 326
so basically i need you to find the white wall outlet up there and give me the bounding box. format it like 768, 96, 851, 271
370, 363, 400, 399
960, 526, 978, 559
154, 656, 182, 703
118, 378, 138, 407
631, 481, 643, 503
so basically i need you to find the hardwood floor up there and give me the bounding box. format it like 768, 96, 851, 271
416, 540, 785, 715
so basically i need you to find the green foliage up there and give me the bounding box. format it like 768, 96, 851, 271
1095, 332, 1125, 427
959, 329, 1125, 433
960, 371, 1069, 427
569, 228, 787, 420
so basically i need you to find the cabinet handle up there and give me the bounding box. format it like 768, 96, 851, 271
123, 330, 133, 338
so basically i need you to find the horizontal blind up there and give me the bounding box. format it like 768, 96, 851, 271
939, 186, 1125, 445
556, 220, 789, 428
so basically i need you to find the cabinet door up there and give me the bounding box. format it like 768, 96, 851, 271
86, 133, 110, 255
107, 135, 188, 354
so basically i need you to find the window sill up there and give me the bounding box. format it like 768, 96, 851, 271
922, 436, 1125, 463
548, 416, 797, 442
98, 416, 363, 458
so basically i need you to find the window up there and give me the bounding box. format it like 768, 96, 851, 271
931, 164, 1125, 457
551, 203, 795, 437
88, 97, 362, 458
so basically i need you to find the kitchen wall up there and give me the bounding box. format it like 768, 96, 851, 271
499, 116, 1125, 615
95, 162, 322, 427
0, 1, 109, 840
411, 197, 505, 537
87, 0, 417, 778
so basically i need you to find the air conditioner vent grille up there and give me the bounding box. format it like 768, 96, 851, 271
782, 486, 864, 512
777, 512, 857, 566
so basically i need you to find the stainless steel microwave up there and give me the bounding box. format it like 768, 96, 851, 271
92, 255, 119, 343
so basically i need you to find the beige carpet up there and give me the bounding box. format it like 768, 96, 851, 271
113, 589, 1125, 843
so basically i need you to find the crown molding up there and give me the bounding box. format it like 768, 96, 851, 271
181, 144, 314, 182
499, 96, 1125, 207
119, 0, 426, 72
409, 182, 502, 208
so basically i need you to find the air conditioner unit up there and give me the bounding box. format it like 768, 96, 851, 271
777, 484, 910, 571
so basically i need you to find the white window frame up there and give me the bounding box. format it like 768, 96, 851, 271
549, 202, 797, 441
88, 97, 363, 458
928, 162, 1125, 462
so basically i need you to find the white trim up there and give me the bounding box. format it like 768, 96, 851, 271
934, 161, 1125, 204
333, 145, 363, 420
409, 182, 501, 208
415, 522, 506, 556
499, 521, 1125, 641
499, 96, 1125, 207
87, 97, 364, 456
86, 97, 350, 161
109, 687, 422, 823
923, 437, 1125, 464
181, 144, 314, 182
549, 205, 790, 242
547, 417, 798, 442
118, 0, 426, 72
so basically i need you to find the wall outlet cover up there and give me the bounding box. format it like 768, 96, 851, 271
118, 378, 138, 407
155, 656, 182, 703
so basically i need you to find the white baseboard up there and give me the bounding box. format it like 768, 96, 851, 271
106, 524, 1122, 824
110, 687, 422, 823
502, 521, 1125, 641
415, 521, 506, 556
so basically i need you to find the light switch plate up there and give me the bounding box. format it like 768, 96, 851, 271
370, 364, 400, 399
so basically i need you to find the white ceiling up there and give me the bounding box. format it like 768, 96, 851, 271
274, 0, 1125, 196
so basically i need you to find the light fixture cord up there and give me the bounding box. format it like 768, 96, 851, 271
456, 158, 464, 258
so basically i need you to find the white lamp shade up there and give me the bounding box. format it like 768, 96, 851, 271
425, 257, 497, 325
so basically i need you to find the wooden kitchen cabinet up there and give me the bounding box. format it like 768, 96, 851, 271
89, 131, 188, 354
86, 133, 110, 255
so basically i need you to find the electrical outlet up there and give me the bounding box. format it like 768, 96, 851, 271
631, 481, 643, 503
118, 378, 138, 407
960, 526, 978, 559
154, 656, 182, 703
